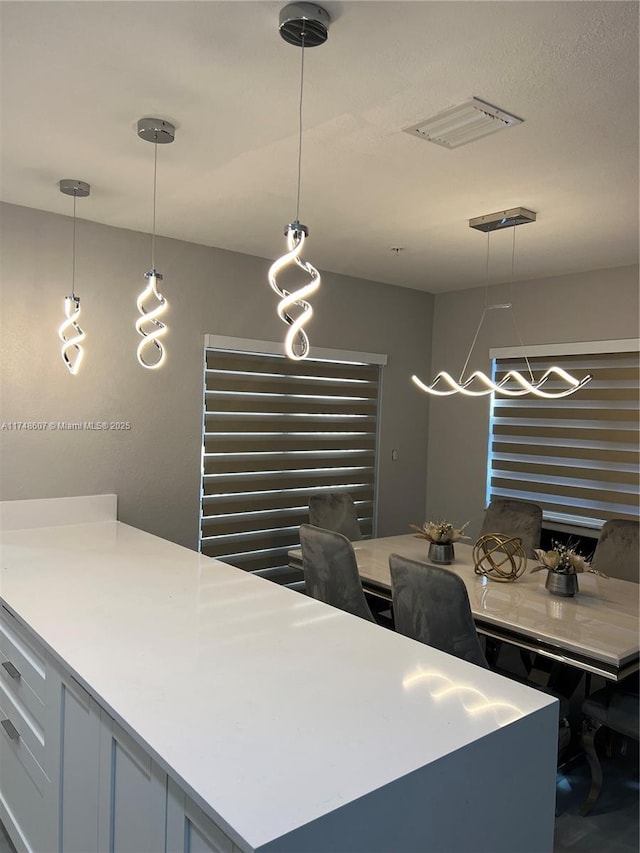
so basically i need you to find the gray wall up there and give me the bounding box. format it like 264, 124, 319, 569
0, 202, 434, 548
425, 264, 640, 540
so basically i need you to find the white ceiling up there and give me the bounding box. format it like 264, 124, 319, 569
1, 1, 638, 293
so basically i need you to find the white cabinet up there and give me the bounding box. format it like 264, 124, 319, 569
97, 715, 167, 853
0, 498, 559, 853
166, 778, 239, 853
0, 609, 241, 853
57, 674, 101, 853
0, 606, 55, 853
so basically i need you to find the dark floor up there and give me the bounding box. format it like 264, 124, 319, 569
554, 743, 639, 853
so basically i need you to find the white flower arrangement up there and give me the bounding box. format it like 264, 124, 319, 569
410, 520, 469, 545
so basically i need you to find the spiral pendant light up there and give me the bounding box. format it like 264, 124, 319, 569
268, 3, 330, 360
58, 179, 90, 375
136, 117, 175, 369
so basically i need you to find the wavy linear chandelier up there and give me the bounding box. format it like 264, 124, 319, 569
136, 117, 175, 370
412, 208, 592, 399
268, 3, 329, 360
58, 179, 90, 375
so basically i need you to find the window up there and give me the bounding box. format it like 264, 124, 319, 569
487, 339, 639, 531
200, 336, 385, 584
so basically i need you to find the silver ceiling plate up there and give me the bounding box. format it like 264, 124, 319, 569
59, 179, 90, 197
469, 207, 537, 232
137, 118, 176, 145
279, 3, 330, 47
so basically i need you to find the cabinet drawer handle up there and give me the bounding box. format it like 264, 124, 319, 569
2, 661, 21, 680
1, 718, 20, 741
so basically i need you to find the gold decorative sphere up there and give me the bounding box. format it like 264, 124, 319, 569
473, 534, 527, 582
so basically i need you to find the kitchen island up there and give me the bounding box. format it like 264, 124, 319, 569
0, 495, 558, 852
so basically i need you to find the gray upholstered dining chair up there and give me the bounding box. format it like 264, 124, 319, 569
308, 493, 362, 541
478, 500, 541, 668
590, 519, 639, 583
299, 524, 374, 622
389, 553, 488, 668
479, 498, 542, 558
580, 681, 639, 815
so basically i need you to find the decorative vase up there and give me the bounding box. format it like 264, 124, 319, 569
545, 570, 578, 597
428, 542, 454, 565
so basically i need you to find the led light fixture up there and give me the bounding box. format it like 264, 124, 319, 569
412, 210, 592, 399
58, 179, 90, 375
268, 3, 329, 360
136, 117, 175, 369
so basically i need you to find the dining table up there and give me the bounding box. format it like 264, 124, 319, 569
289, 534, 640, 683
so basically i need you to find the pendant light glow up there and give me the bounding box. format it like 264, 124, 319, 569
58, 295, 85, 375
411, 367, 592, 398
272, 4, 329, 360
57, 179, 90, 375
136, 118, 175, 370
268, 222, 320, 360
412, 213, 592, 399
136, 270, 168, 369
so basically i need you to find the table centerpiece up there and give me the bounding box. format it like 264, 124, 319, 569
531, 541, 607, 596
410, 520, 469, 565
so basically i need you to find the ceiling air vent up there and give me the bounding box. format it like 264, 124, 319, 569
403, 98, 523, 149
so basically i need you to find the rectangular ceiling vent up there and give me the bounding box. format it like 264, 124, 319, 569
403, 98, 523, 149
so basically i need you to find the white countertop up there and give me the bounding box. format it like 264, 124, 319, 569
0, 516, 555, 851
335, 536, 639, 670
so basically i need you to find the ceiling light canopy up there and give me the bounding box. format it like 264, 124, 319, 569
469, 207, 536, 232
279, 2, 329, 46
269, 3, 329, 361
403, 97, 523, 150
412, 209, 592, 399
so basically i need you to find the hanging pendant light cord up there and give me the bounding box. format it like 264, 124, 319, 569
151, 136, 158, 269
295, 38, 305, 221
71, 191, 77, 298
507, 227, 535, 382
458, 232, 491, 382
458, 229, 535, 383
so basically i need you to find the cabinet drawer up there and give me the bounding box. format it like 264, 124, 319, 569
0, 694, 48, 796
0, 609, 46, 703
0, 646, 45, 729
0, 697, 49, 853
0, 688, 45, 773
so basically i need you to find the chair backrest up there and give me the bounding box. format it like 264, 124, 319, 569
591, 519, 639, 583
479, 498, 542, 558
389, 553, 488, 668
308, 493, 362, 542
299, 524, 374, 622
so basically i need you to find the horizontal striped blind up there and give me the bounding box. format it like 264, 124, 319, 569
488, 349, 639, 528
200, 348, 380, 582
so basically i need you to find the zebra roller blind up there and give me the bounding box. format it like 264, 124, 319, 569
488, 344, 639, 529
201, 345, 382, 582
